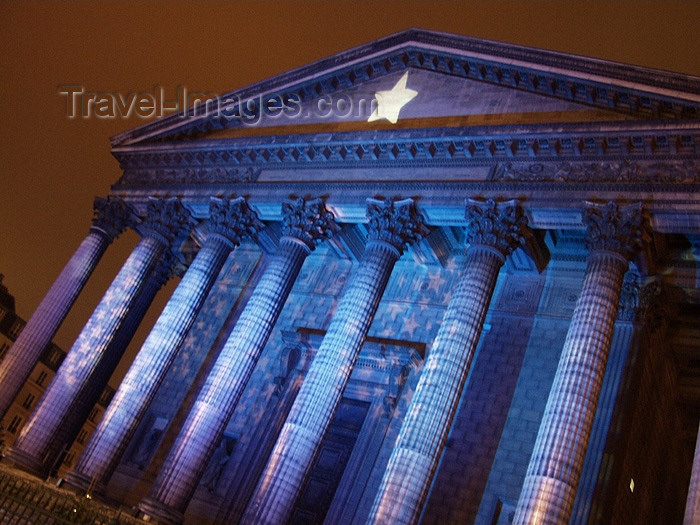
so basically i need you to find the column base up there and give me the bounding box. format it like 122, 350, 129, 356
138, 497, 185, 525
2, 447, 49, 479
62, 469, 107, 497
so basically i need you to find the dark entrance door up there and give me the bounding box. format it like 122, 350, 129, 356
290, 397, 371, 525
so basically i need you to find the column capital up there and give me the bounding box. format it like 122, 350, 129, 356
137, 197, 194, 246
366, 197, 429, 255
583, 201, 649, 261
208, 196, 264, 246
281, 197, 339, 250
150, 249, 186, 289
465, 198, 529, 258
91, 195, 135, 241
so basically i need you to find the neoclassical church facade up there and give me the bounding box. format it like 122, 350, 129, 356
1, 29, 699, 524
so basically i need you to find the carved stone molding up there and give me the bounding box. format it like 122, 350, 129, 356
583, 201, 649, 260
617, 268, 641, 322
208, 197, 264, 246
635, 279, 682, 333
366, 197, 429, 255
137, 197, 194, 245
494, 160, 700, 183
112, 135, 698, 181
465, 198, 529, 258
114, 31, 698, 144
119, 167, 261, 186
150, 249, 187, 289
91, 195, 135, 241
281, 197, 339, 250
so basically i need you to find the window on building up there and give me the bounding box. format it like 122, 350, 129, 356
63, 451, 75, 468
0, 308, 6, 324
7, 415, 22, 434
46, 346, 63, 368
21, 393, 35, 410
35, 370, 48, 386
0, 342, 8, 361
8, 319, 24, 339
88, 407, 99, 422
76, 429, 88, 445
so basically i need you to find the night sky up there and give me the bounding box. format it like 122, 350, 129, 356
1, 1, 698, 384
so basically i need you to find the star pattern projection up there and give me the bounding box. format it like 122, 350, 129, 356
368, 71, 418, 124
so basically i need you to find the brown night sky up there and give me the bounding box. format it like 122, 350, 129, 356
1, 1, 698, 384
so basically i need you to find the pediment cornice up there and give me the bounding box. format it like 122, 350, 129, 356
110, 29, 700, 147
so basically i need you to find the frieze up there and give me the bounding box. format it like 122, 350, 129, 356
493, 160, 700, 183
111, 131, 698, 187
119, 167, 260, 185
113, 129, 700, 170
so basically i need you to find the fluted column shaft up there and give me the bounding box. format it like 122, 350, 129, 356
246, 240, 398, 524
0, 196, 131, 419
43, 256, 174, 474
370, 247, 502, 523
139, 237, 311, 522
513, 202, 646, 525
367, 199, 528, 525
5, 234, 167, 476
243, 198, 427, 525
684, 422, 700, 525
65, 197, 260, 492
137, 197, 338, 525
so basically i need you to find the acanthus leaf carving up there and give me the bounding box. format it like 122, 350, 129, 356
208, 197, 264, 246
465, 198, 529, 258
583, 201, 649, 260
494, 160, 700, 183
281, 197, 339, 250
91, 195, 136, 241
366, 197, 430, 255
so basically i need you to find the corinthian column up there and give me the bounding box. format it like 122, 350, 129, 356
0, 196, 132, 419
137, 197, 338, 525
368, 199, 529, 525
513, 202, 647, 525
242, 198, 428, 525
4, 197, 192, 477
41, 252, 179, 475
65, 197, 262, 494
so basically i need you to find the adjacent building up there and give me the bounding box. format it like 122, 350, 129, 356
0, 275, 115, 479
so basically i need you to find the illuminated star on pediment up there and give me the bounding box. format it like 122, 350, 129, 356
368, 71, 418, 124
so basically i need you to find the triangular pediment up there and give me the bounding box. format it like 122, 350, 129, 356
111, 29, 700, 147
187, 68, 628, 141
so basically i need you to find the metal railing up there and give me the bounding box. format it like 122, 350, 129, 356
0, 466, 145, 525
